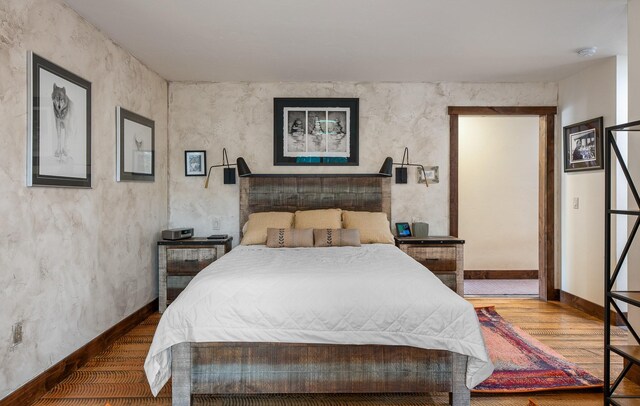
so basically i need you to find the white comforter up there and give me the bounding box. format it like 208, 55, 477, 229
144, 244, 493, 395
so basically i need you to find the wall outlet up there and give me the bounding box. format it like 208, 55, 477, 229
212, 216, 221, 230
12, 322, 23, 345
572, 197, 579, 210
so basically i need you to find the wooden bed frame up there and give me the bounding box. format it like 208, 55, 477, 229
170, 174, 471, 406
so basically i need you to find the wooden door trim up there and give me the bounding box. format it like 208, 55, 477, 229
448, 106, 557, 301
448, 106, 557, 116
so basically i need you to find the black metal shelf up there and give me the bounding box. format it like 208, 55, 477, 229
609, 345, 640, 365
610, 292, 640, 307
605, 120, 640, 405
609, 209, 640, 216
610, 397, 640, 406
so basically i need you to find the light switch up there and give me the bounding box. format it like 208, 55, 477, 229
573, 197, 579, 210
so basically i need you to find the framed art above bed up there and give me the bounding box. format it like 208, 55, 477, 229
273, 98, 359, 166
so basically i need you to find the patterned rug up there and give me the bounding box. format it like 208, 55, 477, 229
473, 306, 603, 393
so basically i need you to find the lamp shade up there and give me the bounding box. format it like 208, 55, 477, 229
237, 157, 252, 177
379, 157, 393, 176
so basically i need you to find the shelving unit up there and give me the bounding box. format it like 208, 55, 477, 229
605, 119, 640, 405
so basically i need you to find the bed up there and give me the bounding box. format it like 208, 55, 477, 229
145, 175, 493, 406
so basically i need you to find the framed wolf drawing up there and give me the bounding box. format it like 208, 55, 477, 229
27, 52, 92, 188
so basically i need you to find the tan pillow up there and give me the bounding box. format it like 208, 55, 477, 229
342, 211, 394, 244
294, 208, 342, 229
314, 229, 361, 247
241, 212, 294, 245
266, 228, 314, 248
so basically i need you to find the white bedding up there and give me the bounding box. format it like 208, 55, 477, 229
144, 244, 493, 395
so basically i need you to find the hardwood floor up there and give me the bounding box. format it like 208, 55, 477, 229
30, 298, 639, 405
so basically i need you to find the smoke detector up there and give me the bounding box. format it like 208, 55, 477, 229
577, 47, 597, 57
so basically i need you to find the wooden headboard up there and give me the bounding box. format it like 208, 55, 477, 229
239, 175, 391, 236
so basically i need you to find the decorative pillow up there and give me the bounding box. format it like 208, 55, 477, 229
342, 211, 394, 244
266, 228, 314, 248
314, 229, 361, 247
240, 212, 295, 245
294, 208, 342, 229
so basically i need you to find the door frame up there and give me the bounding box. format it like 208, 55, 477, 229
448, 106, 557, 301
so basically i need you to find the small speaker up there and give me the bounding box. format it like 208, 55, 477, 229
395, 167, 408, 184
413, 222, 429, 237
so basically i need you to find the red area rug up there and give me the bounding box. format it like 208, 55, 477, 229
473, 306, 603, 393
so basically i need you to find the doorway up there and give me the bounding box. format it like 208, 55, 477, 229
458, 116, 539, 297
448, 106, 557, 301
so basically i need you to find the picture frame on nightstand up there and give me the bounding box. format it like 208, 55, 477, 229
395, 222, 412, 237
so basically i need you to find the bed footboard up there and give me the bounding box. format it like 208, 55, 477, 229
171, 342, 470, 406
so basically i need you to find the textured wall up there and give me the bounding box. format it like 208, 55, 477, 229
168, 82, 557, 241
0, 0, 168, 397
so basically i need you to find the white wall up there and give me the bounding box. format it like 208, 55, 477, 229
631, 1, 640, 123
627, 0, 640, 340
168, 82, 557, 241
0, 0, 168, 398
458, 116, 539, 271
558, 57, 620, 306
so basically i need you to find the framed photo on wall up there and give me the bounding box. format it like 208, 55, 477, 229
273, 98, 359, 166
563, 116, 604, 172
27, 52, 92, 188
417, 165, 439, 184
116, 107, 155, 181
185, 150, 207, 176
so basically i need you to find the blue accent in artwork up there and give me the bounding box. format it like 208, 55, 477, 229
323, 157, 348, 163
296, 157, 321, 163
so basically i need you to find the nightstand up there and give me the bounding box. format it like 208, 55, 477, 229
395, 236, 465, 296
158, 237, 232, 313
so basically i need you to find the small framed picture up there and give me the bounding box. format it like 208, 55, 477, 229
395, 222, 412, 237
418, 166, 439, 184
563, 117, 604, 172
116, 107, 155, 182
185, 150, 207, 176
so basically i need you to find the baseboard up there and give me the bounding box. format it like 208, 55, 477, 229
0, 298, 158, 406
464, 269, 538, 279
559, 290, 623, 326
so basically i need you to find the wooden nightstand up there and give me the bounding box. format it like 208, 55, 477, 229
395, 236, 465, 296
158, 237, 232, 313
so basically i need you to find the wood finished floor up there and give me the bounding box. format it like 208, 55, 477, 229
31, 298, 640, 405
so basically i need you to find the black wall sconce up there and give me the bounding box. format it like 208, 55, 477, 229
378, 147, 428, 188
204, 148, 252, 188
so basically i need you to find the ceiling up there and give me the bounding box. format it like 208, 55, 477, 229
63, 0, 627, 83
